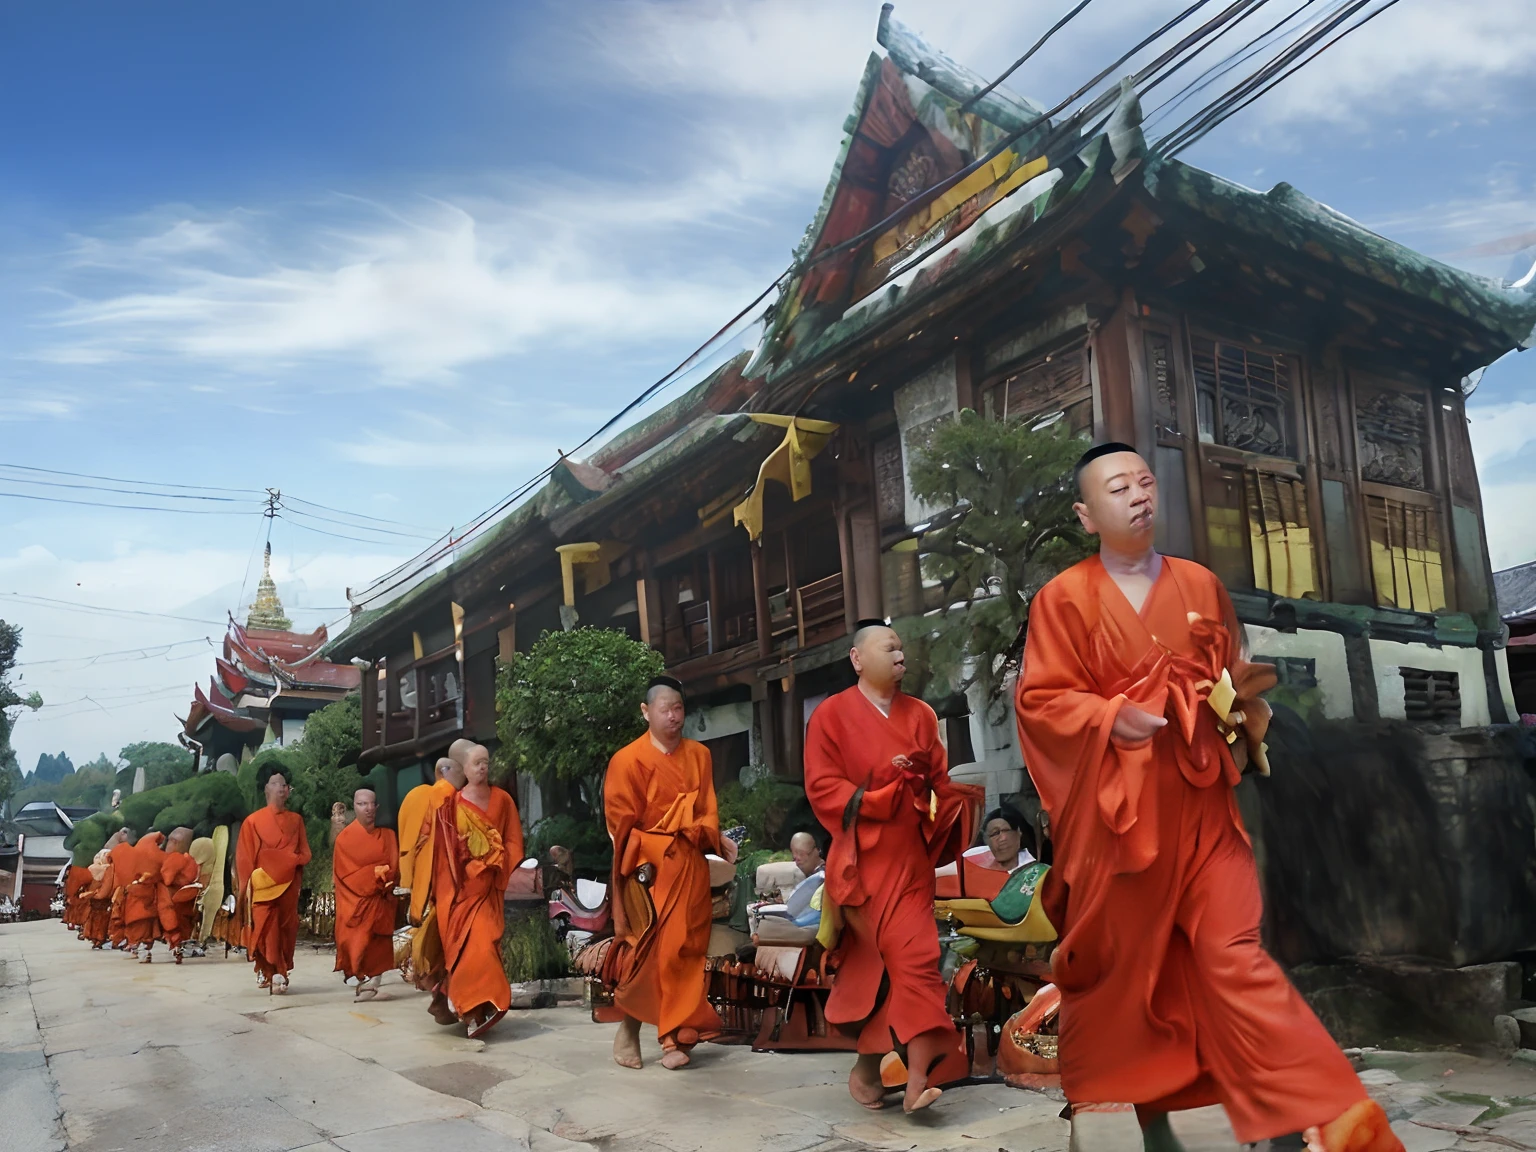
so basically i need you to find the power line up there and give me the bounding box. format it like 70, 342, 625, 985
960, 0, 1099, 113
277, 514, 425, 548
15, 637, 213, 668
0, 489, 262, 515
0, 592, 227, 626
280, 505, 437, 540
282, 494, 437, 533
0, 469, 260, 503
0, 462, 261, 495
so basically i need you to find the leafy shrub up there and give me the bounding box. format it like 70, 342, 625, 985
526, 813, 612, 878
501, 908, 570, 982
716, 776, 804, 851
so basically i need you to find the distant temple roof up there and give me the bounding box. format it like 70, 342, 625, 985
1495, 560, 1536, 626
246, 543, 292, 631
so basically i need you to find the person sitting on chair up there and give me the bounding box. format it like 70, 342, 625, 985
936, 804, 1036, 901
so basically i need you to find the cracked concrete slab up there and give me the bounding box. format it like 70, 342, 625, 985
8, 920, 1536, 1152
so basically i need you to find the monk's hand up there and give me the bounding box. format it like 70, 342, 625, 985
719, 836, 739, 865
1111, 703, 1168, 747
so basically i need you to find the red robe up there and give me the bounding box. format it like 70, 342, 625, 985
83, 860, 115, 945
1017, 554, 1367, 1140
432, 787, 522, 1019
603, 735, 724, 1046
236, 807, 312, 981
108, 840, 137, 946
122, 833, 166, 948
804, 687, 981, 1053
332, 821, 400, 982
158, 851, 202, 948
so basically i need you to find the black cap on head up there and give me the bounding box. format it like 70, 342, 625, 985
1073, 441, 1140, 493
854, 618, 890, 631
645, 674, 685, 705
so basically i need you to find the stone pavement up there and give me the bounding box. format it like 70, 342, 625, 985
3, 920, 1535, 1152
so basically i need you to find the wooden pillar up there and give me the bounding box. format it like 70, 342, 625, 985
706, 549, 722, 654
360, 663, 377, 750
1091, 293, 1139, 447
751, 539, 772, 657
835, 494, 858, 636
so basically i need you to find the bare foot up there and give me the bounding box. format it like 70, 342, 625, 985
660, 1048, 691, 1070
613, 1016, 643, 1069
849, 1054, 886, 1110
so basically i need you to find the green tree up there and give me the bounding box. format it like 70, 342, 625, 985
119, 740, 195, 792
0, 620, 43, 815
289, 695, 363, 823
495, 627, 665, 817
907, 411, 1092, 705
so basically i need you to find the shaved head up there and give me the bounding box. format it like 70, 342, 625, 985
166, 827, 194, 854
353, 788, 378, 829
437, 754, 466, 790
447, 738, 475, 767
1073, 446, 1157, 551
849, 623, 905, 692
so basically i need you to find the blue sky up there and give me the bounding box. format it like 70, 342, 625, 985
3, 0, 1534, 773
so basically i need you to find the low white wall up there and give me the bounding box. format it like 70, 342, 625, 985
684, 700, 753, 742
1244, 625, 1354, 720
1370, 639, 1488, 726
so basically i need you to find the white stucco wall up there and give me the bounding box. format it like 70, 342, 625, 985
684, 700, 753, 742
1369, 639, 1488, 726
1243, 625, 1354, 720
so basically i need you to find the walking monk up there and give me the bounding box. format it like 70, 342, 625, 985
432, 742, 522, 1038
605, 675, 736, 1071
122, 831, 167, 962
236, 763, 312, 994
1017, 443, 1400, 1152
398, 754, 466, 1023
63, 862, 93, 934
805, 623, 980, 1113
332, 788, 399, 999
107, 828, 138, 952
82, 832, 125, 948
158, 827, 202, 963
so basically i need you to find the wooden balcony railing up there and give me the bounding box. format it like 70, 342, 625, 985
795, 573, 846, 650
362, 643, 464, 761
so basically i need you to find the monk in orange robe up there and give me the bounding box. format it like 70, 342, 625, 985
63, 864, 93, 933
157, 827, 202, 963
605, 675, 736, 1071
332, 787, 400, 998
107, 830, 139, 951
805, 623, 980, 1113
399, 753, 466, 1023
82, 836, 123, 948
1017, 444, 1400, 1152
122, 831, 168, 961
431, 741, 522, 1038
236, 764, 312, 994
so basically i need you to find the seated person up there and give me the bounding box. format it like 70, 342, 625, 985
936, 804, 1036, 901
750, 830, 826, 934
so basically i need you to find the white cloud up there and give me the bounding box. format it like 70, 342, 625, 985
1470, 397, 1536, 472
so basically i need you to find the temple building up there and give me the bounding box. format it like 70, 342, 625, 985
179, 545, 359, 771
325, 10, 1536, 996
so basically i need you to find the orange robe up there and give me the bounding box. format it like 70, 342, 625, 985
108, 840, 137, 946
122, 834, 166, 948
63, 866, 92, 928
432, 787, 522, 1019
158, 851, 202, 948
1017, 554, 1367, 1140
83, 861, 115, 946
399, 778, 456, 988
236, 807, 312, 980
603, 735, 724, 1046
332, 821, 400, 981
805, 687, 979, 1054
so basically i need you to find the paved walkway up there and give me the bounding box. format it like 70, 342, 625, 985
2, 920, 1534, 1152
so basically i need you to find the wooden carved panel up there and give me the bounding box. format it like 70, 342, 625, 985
873, 436, 906, 529
1145, 330, 1179, 440
1355, 383, 1429, 490
1192, 336, 1295, 459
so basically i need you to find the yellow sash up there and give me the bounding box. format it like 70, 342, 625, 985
250, 867, 290, 904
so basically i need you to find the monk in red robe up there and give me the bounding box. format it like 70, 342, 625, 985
333, 787, 400, 998
805, 623, 980, 1113
63, 864, 93, 933
1017, 444, 1400, 1152
605, 675, 736, 1071
398, 754, 465, 1023
432, 742, 522, 1038
158, 827, 202, 963
236, 765, 312, 994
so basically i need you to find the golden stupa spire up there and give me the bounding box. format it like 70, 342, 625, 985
247, 542, 292, 630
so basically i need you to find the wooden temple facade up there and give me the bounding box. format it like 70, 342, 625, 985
325, 11, 1536, 965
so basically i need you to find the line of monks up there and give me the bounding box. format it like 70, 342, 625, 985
56, 440, 1403, 1152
